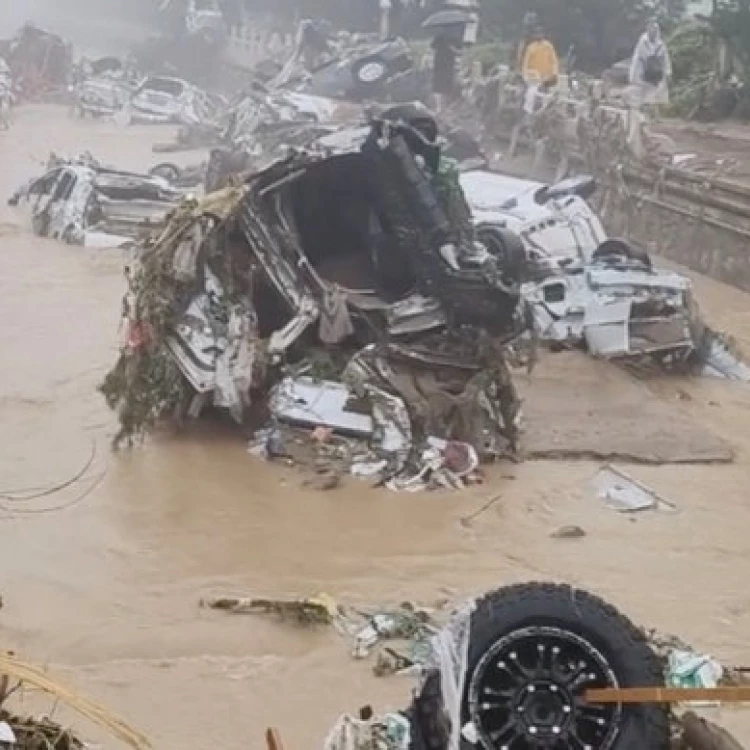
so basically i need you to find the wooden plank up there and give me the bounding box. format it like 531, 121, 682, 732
585, 686, 750, 704
266, 728, 285, 750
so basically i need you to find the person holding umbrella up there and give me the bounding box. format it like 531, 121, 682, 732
423, 10, 469, 112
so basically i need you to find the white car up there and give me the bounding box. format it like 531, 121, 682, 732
125, 76, 221, 126
459, 170, 607, 273
9, 161, 183, 247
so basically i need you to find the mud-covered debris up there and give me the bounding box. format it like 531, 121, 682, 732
0, 652, 151, 750
101, 109, 526, 471
0, 713, 83, 750
550, 524, 586, 539
325, 712, 411, 750
201, 594, 337, 625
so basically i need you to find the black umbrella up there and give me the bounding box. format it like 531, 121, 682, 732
421, 9, 472, 29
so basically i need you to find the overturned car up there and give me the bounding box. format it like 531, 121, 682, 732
9, 156, 184, 247
102, 111, 528, 458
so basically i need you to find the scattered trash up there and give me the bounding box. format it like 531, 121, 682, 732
201, 594, 337, 625
594, 464, 677, 512
667, 649, 725, 706
550, 524, 587, 539
325, 713, 411, 750
0, 651, 151, 750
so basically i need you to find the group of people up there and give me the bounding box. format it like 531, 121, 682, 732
431, 11, 672, 116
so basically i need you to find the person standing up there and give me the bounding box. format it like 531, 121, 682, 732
521, 25, 559, 90
431, 32, 460, 112
629, 18, 671, 113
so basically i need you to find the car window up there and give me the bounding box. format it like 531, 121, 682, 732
140, 78, 184, 97
50, 172, 76, 202
28, 169, 62, 197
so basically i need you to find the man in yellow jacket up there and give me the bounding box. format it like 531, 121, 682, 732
521, 26, 559, 89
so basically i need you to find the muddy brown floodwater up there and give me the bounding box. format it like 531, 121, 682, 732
2, 104, 750, 748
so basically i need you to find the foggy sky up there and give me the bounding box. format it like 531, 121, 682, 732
0, 0, 152, 56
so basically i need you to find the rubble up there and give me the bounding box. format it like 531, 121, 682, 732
0, 652, 151, 750
316, 584, 749, 750
73, 74, 224, 128
8, 155, 185, 248
2, 25, 72, 100
100, 109, 527, 472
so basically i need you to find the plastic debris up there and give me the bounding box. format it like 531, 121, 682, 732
325, 713, 411, 750
0, 722, 16, 745
593, 464, 676, 512
667, 649, 724, 706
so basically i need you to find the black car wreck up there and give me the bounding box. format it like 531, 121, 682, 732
102, 110, 528, 477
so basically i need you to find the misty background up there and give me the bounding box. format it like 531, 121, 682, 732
0, 0, 154, 56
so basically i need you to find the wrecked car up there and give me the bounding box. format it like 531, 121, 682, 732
304, 37, 419, 101
9, 159, 184, 247
121, 76, 222, 127
205, 102, 487, 192
73, 74, 221, 127
272, 21, 423, 103
458, 170, 607, 276
523, 240, 696, 362
102, 110, 528, 459
73, 75, 133, 119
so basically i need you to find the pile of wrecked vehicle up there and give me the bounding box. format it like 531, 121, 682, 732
92, 104, 749, 492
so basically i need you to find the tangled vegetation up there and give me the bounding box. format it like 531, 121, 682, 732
99, 189, 249, 447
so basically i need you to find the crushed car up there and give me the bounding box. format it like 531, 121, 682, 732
73, 74, 223, 127
523, 240, 695, 361
8, 155, 184, 248
272, 20, 427, 103
457, 171, 750, 376
101, 109, 529, 464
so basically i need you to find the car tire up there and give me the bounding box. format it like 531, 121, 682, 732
475, 224, 527, 285
351, 56, 389, 96
456, 583, 670, 750
592, 238, 652, 268
149, 162, 181, 183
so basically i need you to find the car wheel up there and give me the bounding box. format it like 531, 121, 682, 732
475, 224, 527, 286
592, 238, 652, 268
351, 56, 389, 96
149, 162, 181, 183
461, 583, 670, 750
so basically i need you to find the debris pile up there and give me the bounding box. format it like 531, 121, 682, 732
0, 652, 151, 750
203, 592, 445, 674
0, 715, 83, 750
329, 584, 750, 750
100, 111, 528, 487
